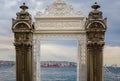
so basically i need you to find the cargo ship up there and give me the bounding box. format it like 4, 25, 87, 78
41, 64, 60, 68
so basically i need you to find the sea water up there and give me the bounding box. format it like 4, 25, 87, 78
41, 67, 77, 81
0, 66, 77, 81
0, 66, 119, 81
0, 66, 15, 81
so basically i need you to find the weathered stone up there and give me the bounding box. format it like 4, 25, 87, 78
86, 2, 107, 81
12, 3, 33, 81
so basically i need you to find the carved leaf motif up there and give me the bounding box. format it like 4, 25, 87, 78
35, 0, 83, 17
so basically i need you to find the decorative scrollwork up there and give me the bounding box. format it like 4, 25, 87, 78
35, 0, 83, 17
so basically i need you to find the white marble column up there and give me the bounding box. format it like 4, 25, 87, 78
33, 39, 40, 81
78, 37, 87, 81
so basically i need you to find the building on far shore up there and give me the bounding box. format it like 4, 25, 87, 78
0, 61, 15, 67
41, 61, 77, 67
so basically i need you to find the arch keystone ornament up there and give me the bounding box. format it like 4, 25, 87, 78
12, 1, 107, 81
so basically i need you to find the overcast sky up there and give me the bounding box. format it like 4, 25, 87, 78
40, 41, 77, 62
0, 0, 120, 66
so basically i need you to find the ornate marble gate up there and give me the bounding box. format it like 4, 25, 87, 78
12, 0, 107, 81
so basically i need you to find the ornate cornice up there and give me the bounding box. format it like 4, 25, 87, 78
35, 19, 85, 31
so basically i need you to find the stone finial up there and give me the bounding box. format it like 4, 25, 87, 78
20, 3, 28, 11
88, 2, 103, 19
91, 2, 100, 10
16, 3, 31, 20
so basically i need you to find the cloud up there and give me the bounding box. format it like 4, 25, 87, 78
0, 49, 15, 61
104, 46, 120, 66
0, 35, 13, 46
40, 43, 77, 62
40, 43, 120, 66
0, 35, 15, 61
101, 0, 120, 46
4, 0, 17, 9
0, 43, 14, 50
27, 0, 44, 16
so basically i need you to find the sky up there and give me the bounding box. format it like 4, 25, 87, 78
0, 0, 120, 66
40, 41, 77, 62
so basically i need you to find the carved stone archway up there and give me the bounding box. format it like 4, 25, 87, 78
12, 1, 107, 81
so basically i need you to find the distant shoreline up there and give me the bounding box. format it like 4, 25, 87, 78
0, 60, 120, 67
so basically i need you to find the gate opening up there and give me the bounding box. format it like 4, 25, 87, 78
40, 40, 77, 81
